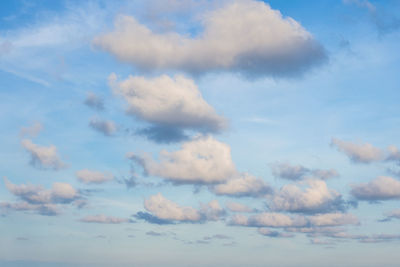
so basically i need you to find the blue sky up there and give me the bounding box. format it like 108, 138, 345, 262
1, 0, 400, 266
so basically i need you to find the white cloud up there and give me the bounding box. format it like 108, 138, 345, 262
21, 139, 66, 170
199, 199, 225, 221
269, 179, 343, 213
80, 214, 129, 224
308, 213, 359, 227
230, 212, 307, 228
89, 118, 117, 136
76, 169, 114, 184
109, 74, 227, 134
94, 0, 326, 77
129, 136, 236, 184
225, 201, 254, 213
331, 138, 384, 163
351, 176, 400, 200
144, 193, 201, 222
212, 173, 271, 197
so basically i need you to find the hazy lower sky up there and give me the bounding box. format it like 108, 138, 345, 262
1, 0, 400, 266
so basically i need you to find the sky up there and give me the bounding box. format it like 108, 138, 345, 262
1, 0, 400, 266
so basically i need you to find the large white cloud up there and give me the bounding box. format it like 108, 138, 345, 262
21, 139, 66, 170
212, 173, 271, 197
269, 179, 344, 213
351, 176, 400, 200
94, 0, 326, 77
128, 136, 236, 184
109, 74, 227, 134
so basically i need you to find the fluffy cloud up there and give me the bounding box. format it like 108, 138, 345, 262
269, 179, 344, 213
109, 74, 226, 141
89, 118, 117, 136
225, 202, 254, 213
21, 139, 66, 170
230, 212, 307, 228
94, 0, 326, 77
128, 136, 236, 184
350, 176, 400, 201
80, 214, 130, 224
144, 193, 201, 222
3, 177, 80, 216
331, 138, 384, 163
212, 173, 271, 197
84, 92, 104, 111
76, 169, 114, 184
308, 213, 359, 227
199, 199, 226, 221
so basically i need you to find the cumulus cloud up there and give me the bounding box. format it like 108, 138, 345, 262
331, 138, 384, 163
109, 74, 227, 142
21, 139, 66, 170
76, 169, 114, 184
20, 122, 43, 138
307, 213, 359, 227
269, 179, 345, 214
89, 118, 117, 136
84, 92, 105, 111
350, 176, 400, 201
2, 177, 80, 216
128, 136, 236, 184
94, 0, 326, 77
80, 214, 130, 224
199, 199, 226, 221
144, 193, 201, 222
226, 201, 254, 213
230, 212, 307, 228
212, 173, 272, 197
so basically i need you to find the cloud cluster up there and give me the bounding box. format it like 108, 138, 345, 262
350, 176, 400, 201
110, 74, 227, 142
128, 136, 236, 184
76, 169, 114, 184
21, 139, 66, 170
269, 179, 344, 213
331, 138, 400, 164
2, 177, 80, 216
94, 0, 326, 77
137, 193, 225, 224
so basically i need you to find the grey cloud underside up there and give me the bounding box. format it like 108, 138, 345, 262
89, 118, 117, 136
270, 162, 339, 181
136, 125, 189, 144
84, 92, 105, 111
94, 0, 327, 78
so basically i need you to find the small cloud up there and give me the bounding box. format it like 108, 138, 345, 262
21, 139, 67, 170
80, 214, 130, 224
20, 122, 43, 138
89, 118, 117, 136
84, 92, 104, 111
76, 169, 114, 184
350, 176, 400, 201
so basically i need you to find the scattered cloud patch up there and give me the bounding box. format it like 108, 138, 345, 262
212, 173, 272, 197
21, 139, 66, 170
80, 214, 130, 224
226, 202, 254, 213
84, 92, 105, 111
331, 138, 384, 164
76, 169, 114, 184
271, 162, 309, 181
258, 228, 294, 238
89, 118, 117, 136
20, 122, 42, 138
351, 176, 400, 201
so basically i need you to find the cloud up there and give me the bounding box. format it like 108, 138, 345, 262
271, 162, 309, 181
350, 176, 400, 201
225, 201, 254, 213
269, 179, 345, 214
134, 211, 174, 225
230, 212, 307, 228
2, 177, 80, 216
84, 92, 105, 111
257, 228, 294, 238
20, 122, 43, 138
309, 169, 339, 180
21, 139, 66, 170
109, 73, 227, 142
212, 173, 272, 197
382, 209, 400, 221
80, 214, 130, 224
144, 193, 201, 222
307, 213, 359, 227
128, 136, 236, 184
331, 138, 384, 164
136, 125, 189, 143
146, 231, 165, 236
76, 169, 114, 184
203, 234, 231, 240
89, 118, 117, 136
94, 0, 326, 77
199, 199, 226, 221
